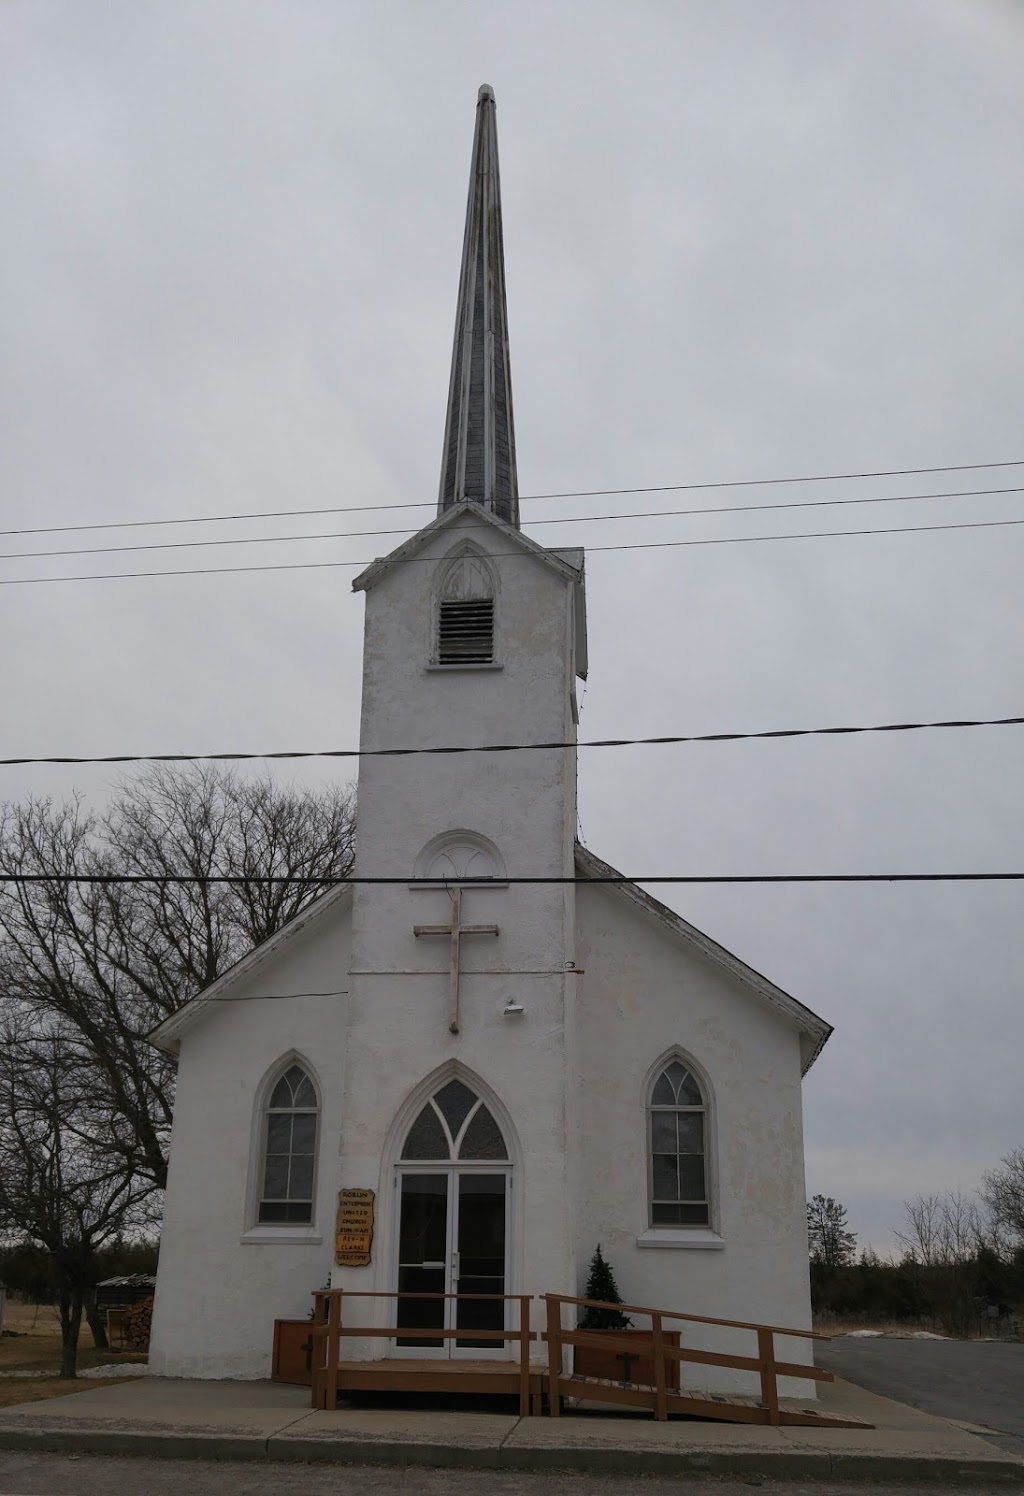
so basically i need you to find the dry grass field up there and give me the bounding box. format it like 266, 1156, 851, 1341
0, 1300, 145, 1407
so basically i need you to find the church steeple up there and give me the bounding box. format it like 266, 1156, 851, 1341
437, 85, 519, 528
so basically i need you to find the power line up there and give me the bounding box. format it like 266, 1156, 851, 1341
2, 458, 1021, 540
2, 516, 1022, 587
2, 484, 1021, 564
2, 713, 1020, 769
206, 989, 350, 1002
1, 873, 1020, 886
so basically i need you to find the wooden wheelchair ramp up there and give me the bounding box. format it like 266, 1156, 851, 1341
309, 1289, 872, 1429
543, 1293, 873, 1429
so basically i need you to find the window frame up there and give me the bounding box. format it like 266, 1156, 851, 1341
646, 1055, 714, 1232
248, 1057, 322, 1236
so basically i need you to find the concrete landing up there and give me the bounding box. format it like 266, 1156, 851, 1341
0, 1374, 1020, 1485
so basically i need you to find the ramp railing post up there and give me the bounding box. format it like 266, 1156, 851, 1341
545, 1295, 562, 1417
310, 1291, 325, 1408
757, 1326, 780, 1425
325, 1290, 342, 1412
518, 1295, 531, 1417
651, 1311, 668, 1421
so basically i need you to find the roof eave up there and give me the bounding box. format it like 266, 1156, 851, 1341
351, 501, 583, 594
148, 883, 352, 1054
574, 845, 832, 1074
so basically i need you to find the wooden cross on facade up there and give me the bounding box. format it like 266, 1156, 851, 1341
414, 886, 499, 1034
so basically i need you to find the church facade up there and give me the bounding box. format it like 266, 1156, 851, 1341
149, 87, 831, 1393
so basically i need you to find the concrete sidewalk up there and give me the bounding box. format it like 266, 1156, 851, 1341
0, 1375, 1021, 1485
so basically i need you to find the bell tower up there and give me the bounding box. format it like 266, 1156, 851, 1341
337, 88, 587, 1316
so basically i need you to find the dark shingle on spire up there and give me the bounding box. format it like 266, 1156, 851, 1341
437, 86, 519, 528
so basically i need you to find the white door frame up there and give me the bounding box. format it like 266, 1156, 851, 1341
390, 1162, 513, 1359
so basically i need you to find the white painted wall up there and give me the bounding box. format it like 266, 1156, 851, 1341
573, 881, 816, 1396
149, 902, 352, 1378
339, 513, 583, 1344
151, 508, 819, 1395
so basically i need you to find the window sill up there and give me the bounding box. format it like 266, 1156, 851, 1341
636, 1228, 724, 1250
240, 1227, 322, 1246
425, 663, 504, 673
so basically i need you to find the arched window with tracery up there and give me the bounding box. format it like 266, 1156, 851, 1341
648, 1058, 710, 1227
435, 549, 495, 665
258, 1063, 319, 1224
401, 1077, 508, 1161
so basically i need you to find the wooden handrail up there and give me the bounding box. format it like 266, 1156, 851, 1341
311, 1289, 535, 1416
542, 1293, 822, 1424
546, 1291, 829, 1340
310, 1324, 535, 1341
313, 1289, 529, 1301
310, 1289, 826, 1422
537, 1326, 832, 1381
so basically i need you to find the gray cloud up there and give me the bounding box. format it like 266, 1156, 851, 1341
1, 0, 1022, 1252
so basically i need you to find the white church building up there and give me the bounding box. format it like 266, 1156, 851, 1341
149, 87, 832, 1390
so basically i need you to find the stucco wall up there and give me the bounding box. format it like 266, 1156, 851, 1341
149, 903, 352, 1378
572, 881, 816, 1397
151, 509, 819, 1396
337, 514, 584, 1337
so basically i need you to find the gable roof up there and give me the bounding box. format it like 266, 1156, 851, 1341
148, 883, 351, 1055
352, 499, 581, 592
352, 501, 588, 680
574, 844, 832, 1074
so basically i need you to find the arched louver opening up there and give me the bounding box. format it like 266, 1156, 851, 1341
436, 551, 495, 664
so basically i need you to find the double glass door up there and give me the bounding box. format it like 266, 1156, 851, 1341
395, 1168, 509, 1356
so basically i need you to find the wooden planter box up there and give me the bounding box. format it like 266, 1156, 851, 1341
272, 1319, 315, 1386
573, 1328, 680, 1389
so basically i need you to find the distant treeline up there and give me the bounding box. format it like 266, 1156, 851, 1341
811, 1245, 1024, 1336
808, 1172, 1024, 1337
0, 1237, 159, 1304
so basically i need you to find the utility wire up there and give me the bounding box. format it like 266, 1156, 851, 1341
2, 873, 1021, 886
206, 989, 350, 1002
2, 484, 1021, 564
2, 714, 1020, 769
2, 457, 1021, 540
2, 517, 1022, 587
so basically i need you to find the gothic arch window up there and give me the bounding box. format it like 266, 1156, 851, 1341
257, 1061, 320, 1224
414, 829, 506, 884
401, 1077, 509, 1161
434, 546, 496, 665
648, 1057, 710, 1227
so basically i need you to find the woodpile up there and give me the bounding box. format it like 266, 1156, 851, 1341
120, 1295, 154, 1349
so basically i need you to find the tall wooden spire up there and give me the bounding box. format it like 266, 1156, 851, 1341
437, 86, 519, 528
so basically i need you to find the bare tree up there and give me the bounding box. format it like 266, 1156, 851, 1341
981, 1148, 1024, 1243
0, 766, 356, 1193
896, 1190, 985, 1267
0, 1011, 156, 1376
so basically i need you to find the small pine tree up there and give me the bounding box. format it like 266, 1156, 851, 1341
579, 1245, 632, 1329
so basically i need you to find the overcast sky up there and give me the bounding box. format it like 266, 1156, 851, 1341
1, 0, 1022, 1254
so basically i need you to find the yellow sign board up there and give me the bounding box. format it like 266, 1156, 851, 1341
335, 1188, 375, 1266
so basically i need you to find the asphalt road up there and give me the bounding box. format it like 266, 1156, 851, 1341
816, 1335, 1024, 1459
0, 1455, 1019, 1496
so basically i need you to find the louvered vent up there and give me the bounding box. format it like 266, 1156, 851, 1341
438, 599, 494, 664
